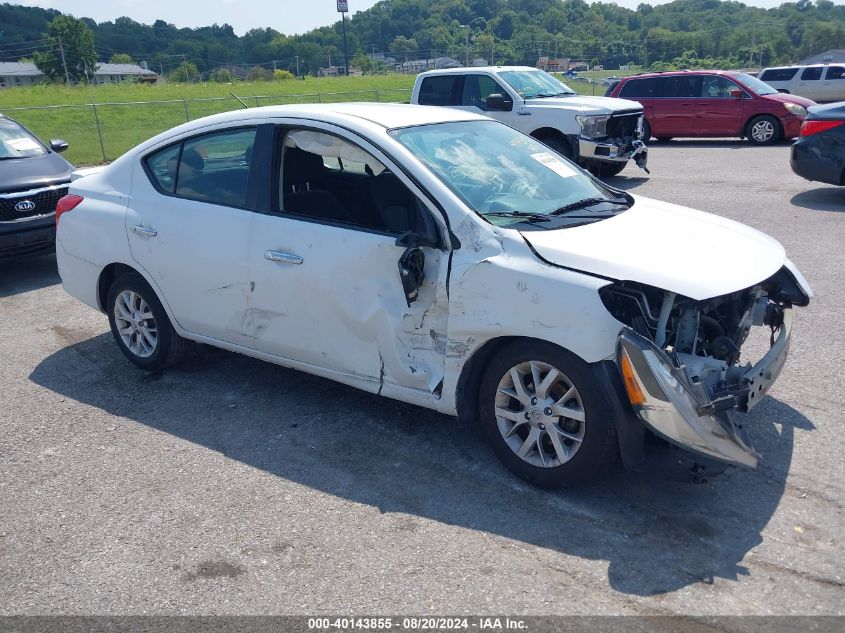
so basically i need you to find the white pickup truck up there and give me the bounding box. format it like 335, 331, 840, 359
411, 66, 649, 177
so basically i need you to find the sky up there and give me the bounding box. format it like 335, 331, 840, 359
11, 0, 838, 36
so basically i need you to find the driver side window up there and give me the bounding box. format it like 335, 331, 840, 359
276, 128, 434, 236
461, 75, 506, 110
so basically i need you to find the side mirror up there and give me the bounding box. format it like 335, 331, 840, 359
485, 93, 513, 112
730, 89, 743, 99
50, 139, 69, 153
395, 229, 438, 250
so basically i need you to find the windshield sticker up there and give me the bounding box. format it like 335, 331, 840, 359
7, 138, 41, 151
530, 152, 578, 179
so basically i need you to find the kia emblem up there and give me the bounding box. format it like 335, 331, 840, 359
14, 200, 36, 212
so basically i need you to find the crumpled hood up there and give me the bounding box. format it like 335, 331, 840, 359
525, 94, 643, 115
521, 195, 786, 300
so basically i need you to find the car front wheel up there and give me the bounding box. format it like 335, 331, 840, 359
107, 272, 188, 370
478, 341, 617, 488
747, 115, 782, 145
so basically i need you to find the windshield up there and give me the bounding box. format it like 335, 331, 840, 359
498, 69, 576, 98
390, 120, 623, 228
0, 117, 47, 159
732, 73, 778, 96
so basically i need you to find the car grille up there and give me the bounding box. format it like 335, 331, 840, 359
607, 112, 642, 139
0, 186, 68, 222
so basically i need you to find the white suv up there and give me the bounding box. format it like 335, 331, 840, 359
759, 65, 845, 102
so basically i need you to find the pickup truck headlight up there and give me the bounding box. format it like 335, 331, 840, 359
576, 114, 609, 139
783, 103, 807, 116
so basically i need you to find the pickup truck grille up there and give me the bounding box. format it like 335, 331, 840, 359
607, 112, 642, 139
0, 185, 68, 222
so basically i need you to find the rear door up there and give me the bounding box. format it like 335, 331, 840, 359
652, 75, 700, 137
820, 66, 845, 102
694, 75, 745, 136
797, 66, 824, 100
126, 126, 258, 346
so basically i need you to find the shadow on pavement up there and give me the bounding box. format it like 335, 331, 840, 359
604, 175, 650, 191
0, 253, 60, 298
790, 187, 845, 212
644, 139, 771, 149
30, 333, 815, 597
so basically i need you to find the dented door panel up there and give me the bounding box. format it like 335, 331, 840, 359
246, 215, 449, 393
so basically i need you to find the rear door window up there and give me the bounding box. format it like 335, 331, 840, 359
418, 76, 458, 106
619, 77, 656, 98
145, 144, 181, 193
658, 76, 700, 98
801, 67, 823, 81
175, 127, 256, 207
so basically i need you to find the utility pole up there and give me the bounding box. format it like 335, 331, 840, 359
181, 54, 189, 82
294, 55, 300, 77
341, 11, 350, 75
58, 34, 71, 85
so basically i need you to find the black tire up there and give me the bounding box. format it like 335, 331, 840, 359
641, 119, 652, 142
746, 115, 782, 145
106, 271, 189, 371
478, 340, 617, 488
542, 135, 574, 160
589, 161, 627, 178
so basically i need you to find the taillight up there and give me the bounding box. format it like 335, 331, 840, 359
55, 194, 84, 226
799, 120, 844, 137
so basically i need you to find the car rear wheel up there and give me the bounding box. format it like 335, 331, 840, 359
107, 272, 189, 370
747, 115, 782, 145
656, 136, 673, 142
478, 341, 617, 488
641, 119, 652, 142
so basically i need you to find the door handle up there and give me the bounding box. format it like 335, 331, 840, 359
264, 250, 303, 265
130, 225, 157, 237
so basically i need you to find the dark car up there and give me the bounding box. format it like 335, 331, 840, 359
790, 102, 845, 186
0, 114, 73, 260
606, 70, 815, 145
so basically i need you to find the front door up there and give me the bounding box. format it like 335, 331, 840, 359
694, 76, 745, 136
247, 124, 450, 395
454, 74, 515, 126
126, 126, 258, 345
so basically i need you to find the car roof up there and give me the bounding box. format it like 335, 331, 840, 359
622, 70, 736, 80
419, 65, 537, 76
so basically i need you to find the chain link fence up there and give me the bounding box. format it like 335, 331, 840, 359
4, 89, 413, 166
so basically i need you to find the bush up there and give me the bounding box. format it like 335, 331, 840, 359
273, 69, 294, 81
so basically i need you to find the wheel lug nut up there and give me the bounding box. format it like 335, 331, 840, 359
544, 408, 552, 416
524, 412, 531, 420
531, 397, 537, 405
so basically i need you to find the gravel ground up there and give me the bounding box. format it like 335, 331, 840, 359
1, 140, 843, 616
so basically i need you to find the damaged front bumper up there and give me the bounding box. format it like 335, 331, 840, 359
616, 307, 793, 469
579, 137, 649, 172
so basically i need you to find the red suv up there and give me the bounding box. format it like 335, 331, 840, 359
606, 70, 815, 145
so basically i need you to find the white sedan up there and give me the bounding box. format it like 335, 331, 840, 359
56, 103, 811, 487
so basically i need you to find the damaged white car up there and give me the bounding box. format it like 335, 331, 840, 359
55, 104, 811, 487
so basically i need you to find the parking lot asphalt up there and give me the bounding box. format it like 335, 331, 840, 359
1, 140, 843, 616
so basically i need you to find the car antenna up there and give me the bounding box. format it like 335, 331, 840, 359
230, 92, 250, 109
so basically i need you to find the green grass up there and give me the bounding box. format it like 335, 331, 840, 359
0, 75, 415, 165
0, 71, 639, 165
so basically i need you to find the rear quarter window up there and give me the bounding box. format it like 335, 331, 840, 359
801, 67, 823, 81
418, 76, 458, 106
145, 144, 181, 193
760, 68, 799, 82
825, 66, 845, 80
618, 77, 656, 98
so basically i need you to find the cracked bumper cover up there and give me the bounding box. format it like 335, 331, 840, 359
616, 308, 793, 469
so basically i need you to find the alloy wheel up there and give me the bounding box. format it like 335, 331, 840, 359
114, 290, 158, 358
751, 120, 775, 143
494, 360, 586, 468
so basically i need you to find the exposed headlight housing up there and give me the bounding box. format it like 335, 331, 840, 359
783, 102, 807, 116
576, 114, 609, 139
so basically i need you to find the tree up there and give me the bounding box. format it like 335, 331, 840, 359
168, 61, 198, 83
108, 52, 133, 64
273, 69, 294, 80
209, 67, 233, 82
246, 65, 272, 81
34, 15, 98, 83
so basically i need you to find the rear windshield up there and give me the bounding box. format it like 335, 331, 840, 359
0, 117, 47, 159
732, 73, 778, 95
